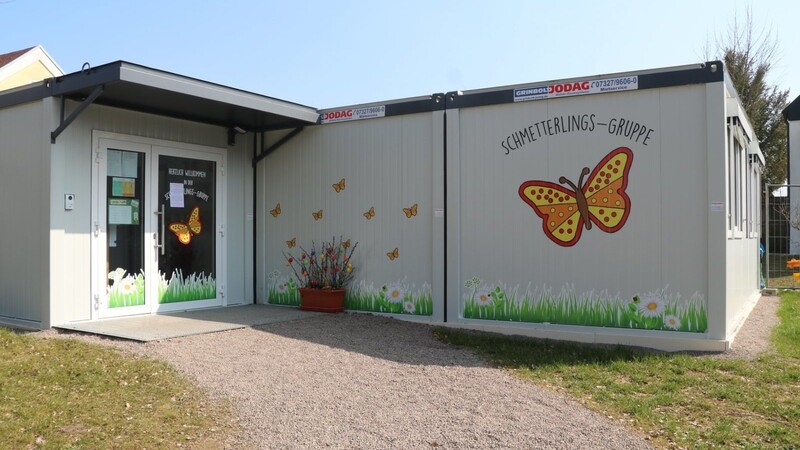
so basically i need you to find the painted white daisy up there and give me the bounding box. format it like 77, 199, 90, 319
663, 315, 681, 330
118, 276, 136, 295
637, 294, 665, 318
475, 289, 493, 306
385, 283, 405, 303
276, 278, 288, 294
403, 300, 416, 314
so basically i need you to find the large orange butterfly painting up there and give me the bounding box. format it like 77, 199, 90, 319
168, 206, 202, 245
518, 147, 633, 247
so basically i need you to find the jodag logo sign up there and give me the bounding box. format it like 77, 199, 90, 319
320, 105, 386, 124
514, 75, 638, 102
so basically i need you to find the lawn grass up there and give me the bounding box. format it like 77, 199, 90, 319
435, 291, 800, 449
767, 274, 800, 289
0, 328, 232, 449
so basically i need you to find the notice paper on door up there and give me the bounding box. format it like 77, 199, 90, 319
169, 182, 185, 208
112, 177, 136, 198
108, 198, 140, 225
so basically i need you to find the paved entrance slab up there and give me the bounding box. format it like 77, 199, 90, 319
54, 304, 317, 342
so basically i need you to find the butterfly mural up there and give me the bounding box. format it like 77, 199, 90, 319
286, 238, 296, 248
270, 203, 281, 218
332, 178, 346, 193
168, 206, 202, 245
403, 203, 418, 218
363, 206, 375, 220
312, 209, 324, 221
342, 239, 351, 249
386, 247, 399, 261
518, 147, 633, 247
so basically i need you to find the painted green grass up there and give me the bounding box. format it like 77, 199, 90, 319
0, 328, 233, 448
266, 273, 434, 315
107, 270, 145, 308
436, 291, 800, 449
267, 274, 301, 306
463, 281, 707, 332
345, 281, 434, 316
158, 270, 216, 304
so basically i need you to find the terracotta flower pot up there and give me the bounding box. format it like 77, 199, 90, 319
299, 288, 345, 313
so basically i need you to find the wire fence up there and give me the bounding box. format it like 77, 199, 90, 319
765, 184, 800, 289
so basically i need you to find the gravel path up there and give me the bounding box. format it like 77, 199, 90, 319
43, 294, 780, 449
121, 314, 650, 449
713, 294, 779, 360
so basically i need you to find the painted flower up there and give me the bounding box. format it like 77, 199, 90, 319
787, 259, 800, 269
637, 294, 665, 317
276, 278, 289, 294
663, 315, 681, 330
475, 289, 493, 306
118, 276, 136, 295
385, 283, 405, 303
403, 300, 416, 314
108, 267, 126, 282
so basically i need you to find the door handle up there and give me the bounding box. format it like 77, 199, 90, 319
154, 203, 165, 255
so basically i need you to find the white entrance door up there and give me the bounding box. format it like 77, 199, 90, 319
92, 134, 225, 319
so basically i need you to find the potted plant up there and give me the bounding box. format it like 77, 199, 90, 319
283, 237, 357, 312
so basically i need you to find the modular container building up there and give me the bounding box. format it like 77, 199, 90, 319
784, 95, 800, 256
0, 59, 762, 351
0, 61, 318, 329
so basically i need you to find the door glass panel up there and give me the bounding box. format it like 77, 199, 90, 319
106, 149, 146, 308
158, 155, 216, 303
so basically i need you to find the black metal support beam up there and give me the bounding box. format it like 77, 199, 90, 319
251, 128, 303, 305
253, 132, 260, 304
251, 127, 304, 168
50, 85, 104, 143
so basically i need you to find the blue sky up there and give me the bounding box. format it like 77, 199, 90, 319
2, 0, 798, 109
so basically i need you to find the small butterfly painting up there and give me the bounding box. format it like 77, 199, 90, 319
270, 203, 281, 218
403, 203, 418, 218
312, 209, 324, 221
168, 206, 202, 245
286, 238, 296, 248
518, 147, 633, 247
363, 206, 375, 220
386, 247, 399, 261
332, 178, 346, 193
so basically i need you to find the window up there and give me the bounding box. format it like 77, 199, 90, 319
747, 157, 761, 238
727, 119, 746, 238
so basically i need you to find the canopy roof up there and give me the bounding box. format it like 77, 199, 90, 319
0, 60, 319, 131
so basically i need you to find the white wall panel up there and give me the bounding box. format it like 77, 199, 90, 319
48, 102, 251, 325
726, 238, 760, 338
0, 100, 49, 327
450, 87, 709, 334
261, 113, 439, 318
